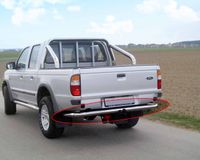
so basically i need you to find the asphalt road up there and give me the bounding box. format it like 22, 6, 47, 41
0, 92, 200, 160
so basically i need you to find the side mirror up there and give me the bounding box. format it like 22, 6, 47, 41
6, 62, 16, 69
16, 63, 26, 70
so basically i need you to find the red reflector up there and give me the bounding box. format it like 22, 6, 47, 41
70, 85, 81, 96
157, 79, 162, 89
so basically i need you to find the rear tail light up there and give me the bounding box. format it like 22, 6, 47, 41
157, 70, 162, 89
70, 74, 81, 96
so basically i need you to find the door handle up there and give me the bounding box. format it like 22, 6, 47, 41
30, 76, 34, 80
117, 73, 126, 78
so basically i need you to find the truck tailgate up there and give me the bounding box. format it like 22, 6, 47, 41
80, 65, 160, 99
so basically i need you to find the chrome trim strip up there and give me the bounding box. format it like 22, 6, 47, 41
76, 41, 79, 67
64, 103, 157, 117
59, 41, 63, 68
14, 100, 39, 111
91, 41, 95, 67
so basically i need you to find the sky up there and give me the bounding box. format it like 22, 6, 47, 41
0, 0, 200, 48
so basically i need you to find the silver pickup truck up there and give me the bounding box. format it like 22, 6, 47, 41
2, 39, 162, 138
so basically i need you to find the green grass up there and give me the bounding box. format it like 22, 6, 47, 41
148, 112, 200, 131
0, 51, 20, 61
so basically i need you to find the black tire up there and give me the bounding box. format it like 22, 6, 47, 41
115, 118, 139, 129
39, 96, 64, 139
3, 86, 16, 115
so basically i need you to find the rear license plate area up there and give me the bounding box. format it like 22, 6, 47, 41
104, 96, 135, 108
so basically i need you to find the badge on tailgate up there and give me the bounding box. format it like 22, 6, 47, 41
146, 76, 153, 80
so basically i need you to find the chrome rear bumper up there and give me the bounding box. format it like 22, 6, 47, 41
64, 103, 158, 118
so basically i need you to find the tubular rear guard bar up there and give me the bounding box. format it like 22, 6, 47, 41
109, 45, 136, 65
46, 45, 60, 68
64, 103, 157, 118
45, 43, 136, 69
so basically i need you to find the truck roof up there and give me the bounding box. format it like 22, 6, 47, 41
46, 38, 109, 44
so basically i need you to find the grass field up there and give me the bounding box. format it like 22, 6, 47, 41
147, 112, 200, 131
0, 50, 20, 61
0, 48, 200, 129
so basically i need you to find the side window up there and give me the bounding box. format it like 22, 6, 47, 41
78, 43, 92, 62
45, 50, 54, 64
17, 47, 30, 69
29, 45, 40, 69
93, 43, 107, 62
45, 43, 59, 64
62, 43, 76, 63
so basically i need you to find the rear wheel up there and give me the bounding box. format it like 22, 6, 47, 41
3, 86, 16, 115
115, 118, 139, 129
39, 96, 64, 138
113, 111, 142, 129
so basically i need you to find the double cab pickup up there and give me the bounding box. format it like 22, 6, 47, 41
2, 39, 162, 138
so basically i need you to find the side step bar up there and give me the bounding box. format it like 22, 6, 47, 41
64, 103, 158, 118
14, 100, 39, 111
